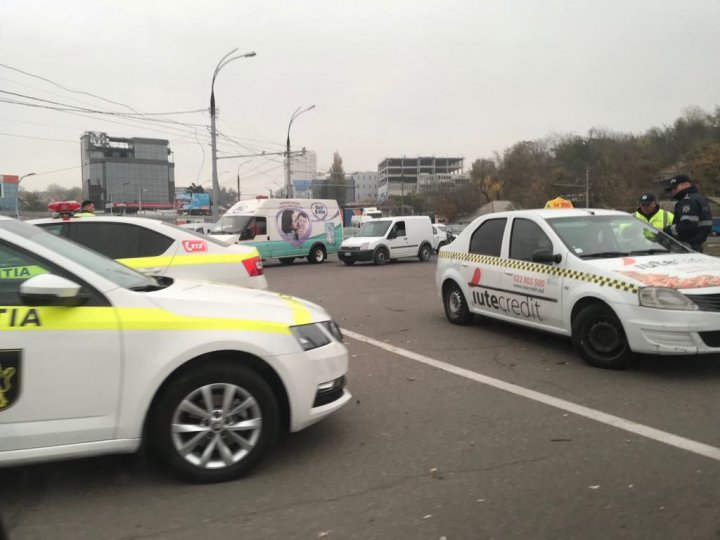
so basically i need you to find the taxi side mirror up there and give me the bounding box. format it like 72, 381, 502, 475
532, 249, 562, 264
20, 274, 89, 307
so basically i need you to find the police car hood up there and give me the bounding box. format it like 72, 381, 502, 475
146, 279, 330, 324
587, 253, 720, 291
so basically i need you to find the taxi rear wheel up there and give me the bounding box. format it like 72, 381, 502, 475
148, 363, 279, 483
572, 305, 631, 369
443, 282, 474, 325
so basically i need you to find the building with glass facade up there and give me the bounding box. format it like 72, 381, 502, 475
81, 132, 175, 212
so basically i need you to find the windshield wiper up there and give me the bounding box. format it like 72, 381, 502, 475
579, 251, 631, 259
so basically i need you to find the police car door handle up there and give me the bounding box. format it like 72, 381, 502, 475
139, 267, 163, 276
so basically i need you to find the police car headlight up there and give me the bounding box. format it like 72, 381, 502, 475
638, 288, 699, 311
321, 320, 344, 342
291, 323, 332, 351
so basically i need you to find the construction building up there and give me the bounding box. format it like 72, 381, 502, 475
377, 157, 464, 201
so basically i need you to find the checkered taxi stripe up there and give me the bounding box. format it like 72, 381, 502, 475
440, 251, 639, 294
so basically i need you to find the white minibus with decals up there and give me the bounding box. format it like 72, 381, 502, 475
209, 198, 343, 265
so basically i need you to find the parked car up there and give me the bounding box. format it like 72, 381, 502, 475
338, 216, 435, 265
0, 216, 350, 482
432, 224, 449, 253
436, 208, 720, 369
30, 216, 267, 289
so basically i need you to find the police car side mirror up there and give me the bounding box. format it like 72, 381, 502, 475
19, 274, 89, 307
532, 249, 562, 265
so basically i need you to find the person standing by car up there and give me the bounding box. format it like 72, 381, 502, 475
75, 200, 96, 217
635, 192, 673, 229
663, 174, 712, 252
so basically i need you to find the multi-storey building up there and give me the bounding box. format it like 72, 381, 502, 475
0, 175, 19, 216
288, 150, 317, 199
377, 156, 464, 201
351, 171, 379, 202
81, 132, 175, 211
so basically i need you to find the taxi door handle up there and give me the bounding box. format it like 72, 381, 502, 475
504, 272, 513, 276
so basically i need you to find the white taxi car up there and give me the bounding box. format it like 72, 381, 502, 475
437, 208, 720, 369
0, 217, 349, 482
30, 216, 267, 289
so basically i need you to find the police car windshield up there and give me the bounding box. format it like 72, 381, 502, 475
546, 215, 691, 259
355, 220, 392, 237
209, 215, 252, 235
1, 219, 156, 290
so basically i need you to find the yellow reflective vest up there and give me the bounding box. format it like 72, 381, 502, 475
634, 207, 674, 229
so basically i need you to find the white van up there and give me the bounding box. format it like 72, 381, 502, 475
338, 215, 434, 265
209, 198, 342, 264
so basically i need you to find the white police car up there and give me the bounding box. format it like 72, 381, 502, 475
436, 208, 720, 369
30, 216, 267, 290
0, 217, 349, 482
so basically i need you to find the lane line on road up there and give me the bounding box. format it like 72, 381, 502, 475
343, 329, 720, 463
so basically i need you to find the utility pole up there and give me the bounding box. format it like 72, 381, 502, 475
209, 49, 256, 220
285, 105, 316, 199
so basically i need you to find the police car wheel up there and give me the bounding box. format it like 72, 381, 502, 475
572, 305, 631, 369
148, 362, 279, 483
418, 244, 432, 262
279, 257, 295, 265
443, 282, 474, 325
308, 245, 326, 264
374, 248, 388, 266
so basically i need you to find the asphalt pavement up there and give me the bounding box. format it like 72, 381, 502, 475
2, 254, 720, 539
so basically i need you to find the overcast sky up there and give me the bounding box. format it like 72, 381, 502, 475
2, 0, 719, 198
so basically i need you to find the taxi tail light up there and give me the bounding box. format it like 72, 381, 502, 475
242, 256, 264, 277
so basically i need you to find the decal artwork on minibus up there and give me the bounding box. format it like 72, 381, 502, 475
277, 208, 313, 247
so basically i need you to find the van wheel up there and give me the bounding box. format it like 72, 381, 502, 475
572, 304, 631, 369
374, 248, 389, 266
418, 244, 432, 262
147, 362, 279, 483
443, 282, 474, 325
307, 245, 326, 264
279, 257, 295, 265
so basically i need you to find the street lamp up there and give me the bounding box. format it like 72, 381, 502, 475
236, 159, 253, 202
210, 48, 256, 220
16, 172, 36, 218
285, 105, 315, 199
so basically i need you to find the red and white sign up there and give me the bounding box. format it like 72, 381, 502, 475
181, 240, 208, 253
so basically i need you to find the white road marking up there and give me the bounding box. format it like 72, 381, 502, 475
343, 329, 720, 463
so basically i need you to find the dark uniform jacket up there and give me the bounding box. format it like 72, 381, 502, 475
663, 186, 712, 251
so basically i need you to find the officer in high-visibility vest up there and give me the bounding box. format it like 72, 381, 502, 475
74, 200, 96, 217
635, 193, 673, 229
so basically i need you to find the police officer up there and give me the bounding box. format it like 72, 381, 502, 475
75, 200, 96, 217
662, 174, 712, 252
635, 192, 673, 229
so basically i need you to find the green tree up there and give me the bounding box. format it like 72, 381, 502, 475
328, 151, 347, 205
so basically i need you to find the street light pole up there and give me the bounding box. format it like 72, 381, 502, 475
236, 159, 252, 202
210, 48, 256, 220
15, 172, 36, 218
285, 105, 315, 199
